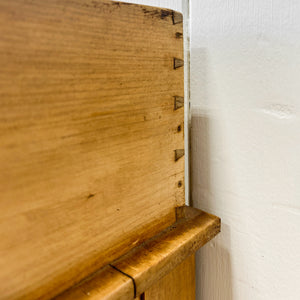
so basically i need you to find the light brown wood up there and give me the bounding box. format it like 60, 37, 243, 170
55, 265, 134, 300
0, 1, 184, 299
56, 207, 220, 299
111, 206, 220, 297
144, 254, 195, 300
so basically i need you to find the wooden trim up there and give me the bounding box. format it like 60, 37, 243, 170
54, 206, 220, 300
54, 265, 134, 300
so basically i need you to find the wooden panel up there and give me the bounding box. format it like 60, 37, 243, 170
0, 1, 184, 299
144, 254, 195, 300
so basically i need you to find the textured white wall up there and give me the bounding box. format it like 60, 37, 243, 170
190, 1, 300, 299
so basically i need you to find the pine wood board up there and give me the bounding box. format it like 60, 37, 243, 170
0, 1, 184, 299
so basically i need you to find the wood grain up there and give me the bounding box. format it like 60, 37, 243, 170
144, 254, 195, 300
55, 265, 134, 300
0, 1, 184, 299
53, 207, 220, 300
111, 207, 220, 298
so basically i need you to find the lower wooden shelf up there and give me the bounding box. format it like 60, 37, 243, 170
143, 254, 196, 300
54, 206, 221, 300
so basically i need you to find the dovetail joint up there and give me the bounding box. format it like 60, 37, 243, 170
172, 11, 183, 25
174, 58, 184, 69
174, 96, 184, 110
175, 149, 185, 161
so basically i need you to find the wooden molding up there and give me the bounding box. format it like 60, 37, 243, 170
55, 206, 221, 300
54, 265, 134, 300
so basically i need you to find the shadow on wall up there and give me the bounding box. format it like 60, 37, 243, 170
191, 112, 233, 300
196, 225, 233, 300
191, 48, 233, 300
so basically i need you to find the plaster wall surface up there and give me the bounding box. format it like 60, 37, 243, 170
190, 1, 300, 299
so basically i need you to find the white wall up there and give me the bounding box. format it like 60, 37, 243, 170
190, 1, 300, 299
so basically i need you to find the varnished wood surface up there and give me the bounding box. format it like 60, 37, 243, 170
55, 207, 220, 300
144, 254, 195, 300
112, 206, 220, 297
55, 265, 134, 300
0, 1, 184, 299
